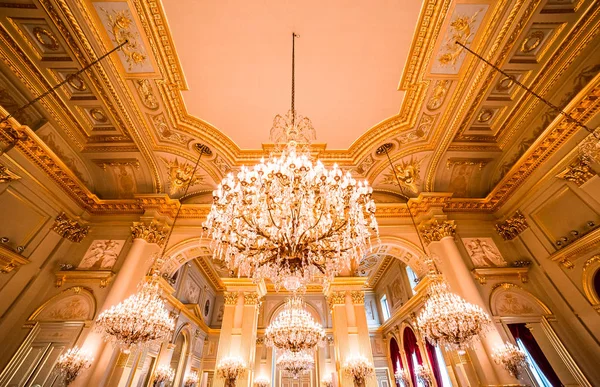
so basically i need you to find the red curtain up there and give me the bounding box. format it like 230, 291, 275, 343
425, 342, 444, 387
403, 327, 423, 387
390, 338, 403, 387
508, 323, 563, 386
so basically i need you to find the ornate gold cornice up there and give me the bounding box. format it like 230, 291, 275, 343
556, 155, 596, 186
0, 243, 29, 273
51, 212, 89, 243
419, 219, 456, 245
471, 267, 529, 285
549, 227, 600, 269
0, 163, 20, 183
55, 270, 114, 288
130, 220, 169, 246
495, 211, 529, 241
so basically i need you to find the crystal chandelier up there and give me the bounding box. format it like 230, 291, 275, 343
204, 33, 378, 292
217, 356, 247, 386
492, 342, 527, 379
415, 364, 433, 387
153, 365, 175, 386
254, 375, 270, 387
394, 367, 410, 387
416, 280, 491, 351
265, 296, 326, 352
343, 354, 375, 386
276, 351, 315, 379
55, 346, 93, 386
95, 279, 175, 351
184, 371, 200, 387
321, 374, 333, 387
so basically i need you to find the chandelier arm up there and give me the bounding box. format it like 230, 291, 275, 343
266, 195, 282, 229
456, 40, 598, 138
296, 199, 327, 246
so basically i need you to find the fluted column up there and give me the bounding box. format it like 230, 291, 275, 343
326, 278, 376, 387
420, 218, 515, 386
213, 279, 265, 387
74, 219, 169, 387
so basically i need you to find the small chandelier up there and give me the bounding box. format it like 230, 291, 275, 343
55, 346, 93, 386
415, 364, 433, 387
153, 365, 175, 386
265, 296, 326, 352
394, 367, 410, 387
204, 33, 378, 292
321, 374, 333, 387
343, 354, 375, 386
276, 351, 315, 379
254, 375, 270, 387
95, 279, 175, 351
184, 371, 200, 387
492, 342, 527, 379
416, 280, 491, 351
217, 356, 247, 387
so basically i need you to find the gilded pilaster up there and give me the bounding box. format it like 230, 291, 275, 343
419, 219, 456, 245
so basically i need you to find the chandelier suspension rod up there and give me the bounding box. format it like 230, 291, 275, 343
291, 33, 299, 127
456, 40, 599, 139
0, 40, 128, 126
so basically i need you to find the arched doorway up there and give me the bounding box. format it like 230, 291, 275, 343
170, 331, 188, 387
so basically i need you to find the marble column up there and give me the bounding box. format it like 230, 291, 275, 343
213, 279, 266, 387
420, 218, 515, 386
326, 278, 377, 387
74, 219, 168, 387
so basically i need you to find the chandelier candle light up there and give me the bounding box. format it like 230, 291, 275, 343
254, 375, 270, 387
343, 354, 375, 387
265, 296, 326, 352
321, 374, 333, 387
217, 356, 247, 387
204, 33, 378, 292
394, 367, 410, 387
415, 364, 433, 387
153, 365, 175, 386
184, 371, 200, 387
55, 346, 93, 386
276, 351, 315, 379
492, 342, 527, 379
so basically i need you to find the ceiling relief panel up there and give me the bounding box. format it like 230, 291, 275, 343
92, 1, 153, 73
430, 3, 490, 75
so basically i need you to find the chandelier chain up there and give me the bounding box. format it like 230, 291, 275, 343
291, 33, 299, 127
457, 40, 598, 139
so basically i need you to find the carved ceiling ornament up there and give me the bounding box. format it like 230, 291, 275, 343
98, 6, 147, 69
51, 212, 90, 243
382, 155, 422, 193
426, 80, 451, 111
151, 114, 193, 146
130, 220, 169, 246
161, 157, 204, 195
556, 155, 596, 186
135, 79, 159, 110
223, 291, 239, 305
495, 211, 529, 241
350, 291, 365, 305
32, 26, 60, 51
0, 164, 21, 183
419, 219, 456, 245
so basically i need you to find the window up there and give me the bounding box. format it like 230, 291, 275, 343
406, 266, 418, 294
380, 294, 391, 321
516, 339, 554, 387
434, 346, 453, 387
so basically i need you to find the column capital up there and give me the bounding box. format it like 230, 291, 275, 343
51, 212, 89, 243
495, 210, 529, 241
326, 291, 346, 309
223, 291, 239, 305
350, 290, 365, 305
131, 220, 169, 245
243, 291, 261, 305
556, 155, 596, 186
419, 219, 456, 245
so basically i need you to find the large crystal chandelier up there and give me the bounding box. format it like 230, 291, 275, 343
265, 296, 326, 352
204, 34, 378, 292
276, 351, 315, 379
95, 279, 175, 351
416, 280, 491, 351
55, 346, 93, 386
217, 356, 247, 386
343, 354, 375, 386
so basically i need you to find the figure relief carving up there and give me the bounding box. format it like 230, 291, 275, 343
79, 240, 125, 270
130, 220, 169, 246
462, 238, 507, 267
495, 211, 529, 241
426, 80, 451, 111
327, 291, 346, 308
556, 156, 596, 186
382, 156, 422, 193
135, 79, 159, 110
51, 213, 89, 243
419, 219, 456, 245
243, 292, 260, 305
350, 291, 365, 305
223, 291, 239, 305
161, 157, 204, 195
496, 293, 535, 316
0, 164, 21, 183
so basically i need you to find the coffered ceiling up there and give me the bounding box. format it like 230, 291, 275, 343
0, 0, 599, 218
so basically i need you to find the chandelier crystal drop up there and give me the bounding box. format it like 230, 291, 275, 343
95, 279, 175, 351
265, 296, 326, 352
55, 346, 93, 386
153, 365, 175, 385
217, 356, 247, 385
184, 371, 200, 387
276, 351, 315, 379
416, 280, 491, 351
492, 342, 527, 378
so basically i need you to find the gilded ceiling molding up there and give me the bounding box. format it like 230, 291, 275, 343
223, 291, 239, 305
419, 219, 456, 245
134, 79, 159, 110
130, 220, 169, 246
0, 164, 20, 183
548, 227, 600, 269
495, 211, 529, 241
51, 212, 90, 243
582, 255, 600, 311
556, 156, 596, 186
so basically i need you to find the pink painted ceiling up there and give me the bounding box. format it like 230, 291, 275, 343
162, 0, 424, 150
